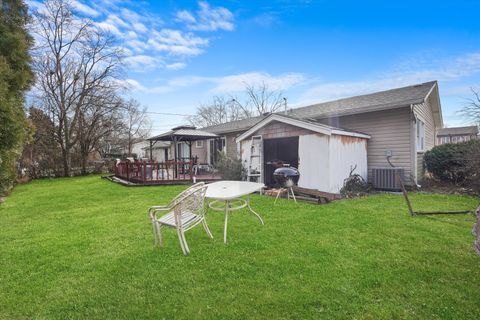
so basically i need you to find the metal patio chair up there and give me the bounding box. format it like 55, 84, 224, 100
148, 183, 212, 255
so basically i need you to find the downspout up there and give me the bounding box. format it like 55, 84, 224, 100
409, 104, 421, 188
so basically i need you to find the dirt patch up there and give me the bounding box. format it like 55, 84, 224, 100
418, 178, 479, 196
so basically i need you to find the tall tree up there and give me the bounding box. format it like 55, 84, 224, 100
31, 0, 123, 176
0, 0, 33, 195
76, 94, 124, 174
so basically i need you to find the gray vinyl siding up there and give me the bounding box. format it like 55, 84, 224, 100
191, 141, 208, 163
317, 107, 414, 184
225, 132, 241, 160
413, 95, 437, 182
416, 153, 425, 181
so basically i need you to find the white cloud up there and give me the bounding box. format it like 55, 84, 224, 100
210, 72, 306, 93
147, 29, 208, 56
128, 72, 305, 95
120, 8, 142, 23
26, 0, 43, 11
124, 55, 161, 71
52, 1, 234, 73
117, 78, 146, 91
95, 21, 122, 36
71, 0, 99, 17
300, 51, 480, 103
132, 22, 148, 33
165, 62, 187, 70
105, 14, 130, 29
176, 10, 196, 24
177, 1, 234, 32
125, 31, 138, 39
124, 39, 149, 53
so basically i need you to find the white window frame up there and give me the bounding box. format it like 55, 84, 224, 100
206, 137, 227, 165
195, 140, 204, 148
220, 136, 227, 155
416, 119, 425, 152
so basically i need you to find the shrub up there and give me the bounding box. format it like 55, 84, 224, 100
340, 165, 370, 197
213, 152, 245, 181
424, 140, 480, 184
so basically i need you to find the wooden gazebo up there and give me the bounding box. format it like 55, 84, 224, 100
113, 126, 219, 185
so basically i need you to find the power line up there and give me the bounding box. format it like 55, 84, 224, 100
145, 111, 193, 116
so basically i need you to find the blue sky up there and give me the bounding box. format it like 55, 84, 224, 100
28, 0, 480, 134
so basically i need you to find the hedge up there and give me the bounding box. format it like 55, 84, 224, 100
424, 139, 480, 183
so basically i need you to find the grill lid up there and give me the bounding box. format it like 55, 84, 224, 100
273, 167, 299, 177
273, 167, 300, 186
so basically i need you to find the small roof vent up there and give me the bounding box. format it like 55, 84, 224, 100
172, 125, 196, 130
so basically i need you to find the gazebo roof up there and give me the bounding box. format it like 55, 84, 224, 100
148, 125, 218, 142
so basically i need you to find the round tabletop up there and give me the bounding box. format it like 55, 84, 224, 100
205, 181, 265, 201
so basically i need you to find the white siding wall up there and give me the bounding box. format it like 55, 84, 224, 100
298, 134, 330, 191
131, 142, 147, 158
329, 136, 368, 193
241, 132, 368, 193
240, 139, 264, 182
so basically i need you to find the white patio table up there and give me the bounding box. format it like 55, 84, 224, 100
205, 181, 265, 244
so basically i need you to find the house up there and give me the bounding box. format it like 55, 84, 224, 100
436, 126, 479, 144
188, 81, 443, 192
132, 140, 171, 161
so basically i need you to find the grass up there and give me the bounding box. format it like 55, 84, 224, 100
0, 175, 479, 319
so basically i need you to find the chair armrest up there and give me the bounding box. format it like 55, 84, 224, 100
148, 205, 171, 217
149, 205, 169, 209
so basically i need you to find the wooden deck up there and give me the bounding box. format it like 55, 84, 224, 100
112, 160, 221, 186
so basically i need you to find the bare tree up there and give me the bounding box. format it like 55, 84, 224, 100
31, 0, 123, 176
460, 88, 480, 126
120, 98, 151, 155
243, 81, 285, 115
189, 82, 287, 128
187, 96, 249, 127
76, 94, 124, 174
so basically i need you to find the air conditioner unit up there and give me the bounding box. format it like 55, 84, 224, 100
372, 167, 404, 191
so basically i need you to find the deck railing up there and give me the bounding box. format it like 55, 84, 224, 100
114, 160, 193, 183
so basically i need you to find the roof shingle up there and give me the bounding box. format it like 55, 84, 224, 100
202, 81, 437, 134
437, 126, 479, 136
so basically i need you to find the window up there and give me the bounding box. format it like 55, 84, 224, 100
177, 142, 190, 160
416, 119, 425, 151
220, 137, 226, 153
208, 137, 227, 165
195, 140, 204, 148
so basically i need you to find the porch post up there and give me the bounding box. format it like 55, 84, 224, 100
188, 141, 192, 161
149, 140, 153, 160
173, 136, 177, 178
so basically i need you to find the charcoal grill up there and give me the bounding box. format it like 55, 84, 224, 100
273, 166, 300, 204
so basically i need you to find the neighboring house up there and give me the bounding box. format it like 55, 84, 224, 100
436, 126, 479, 144
195, 81, 443, 191
132, 140, 171, 161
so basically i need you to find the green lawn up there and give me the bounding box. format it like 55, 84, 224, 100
0, 176, 479, 319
